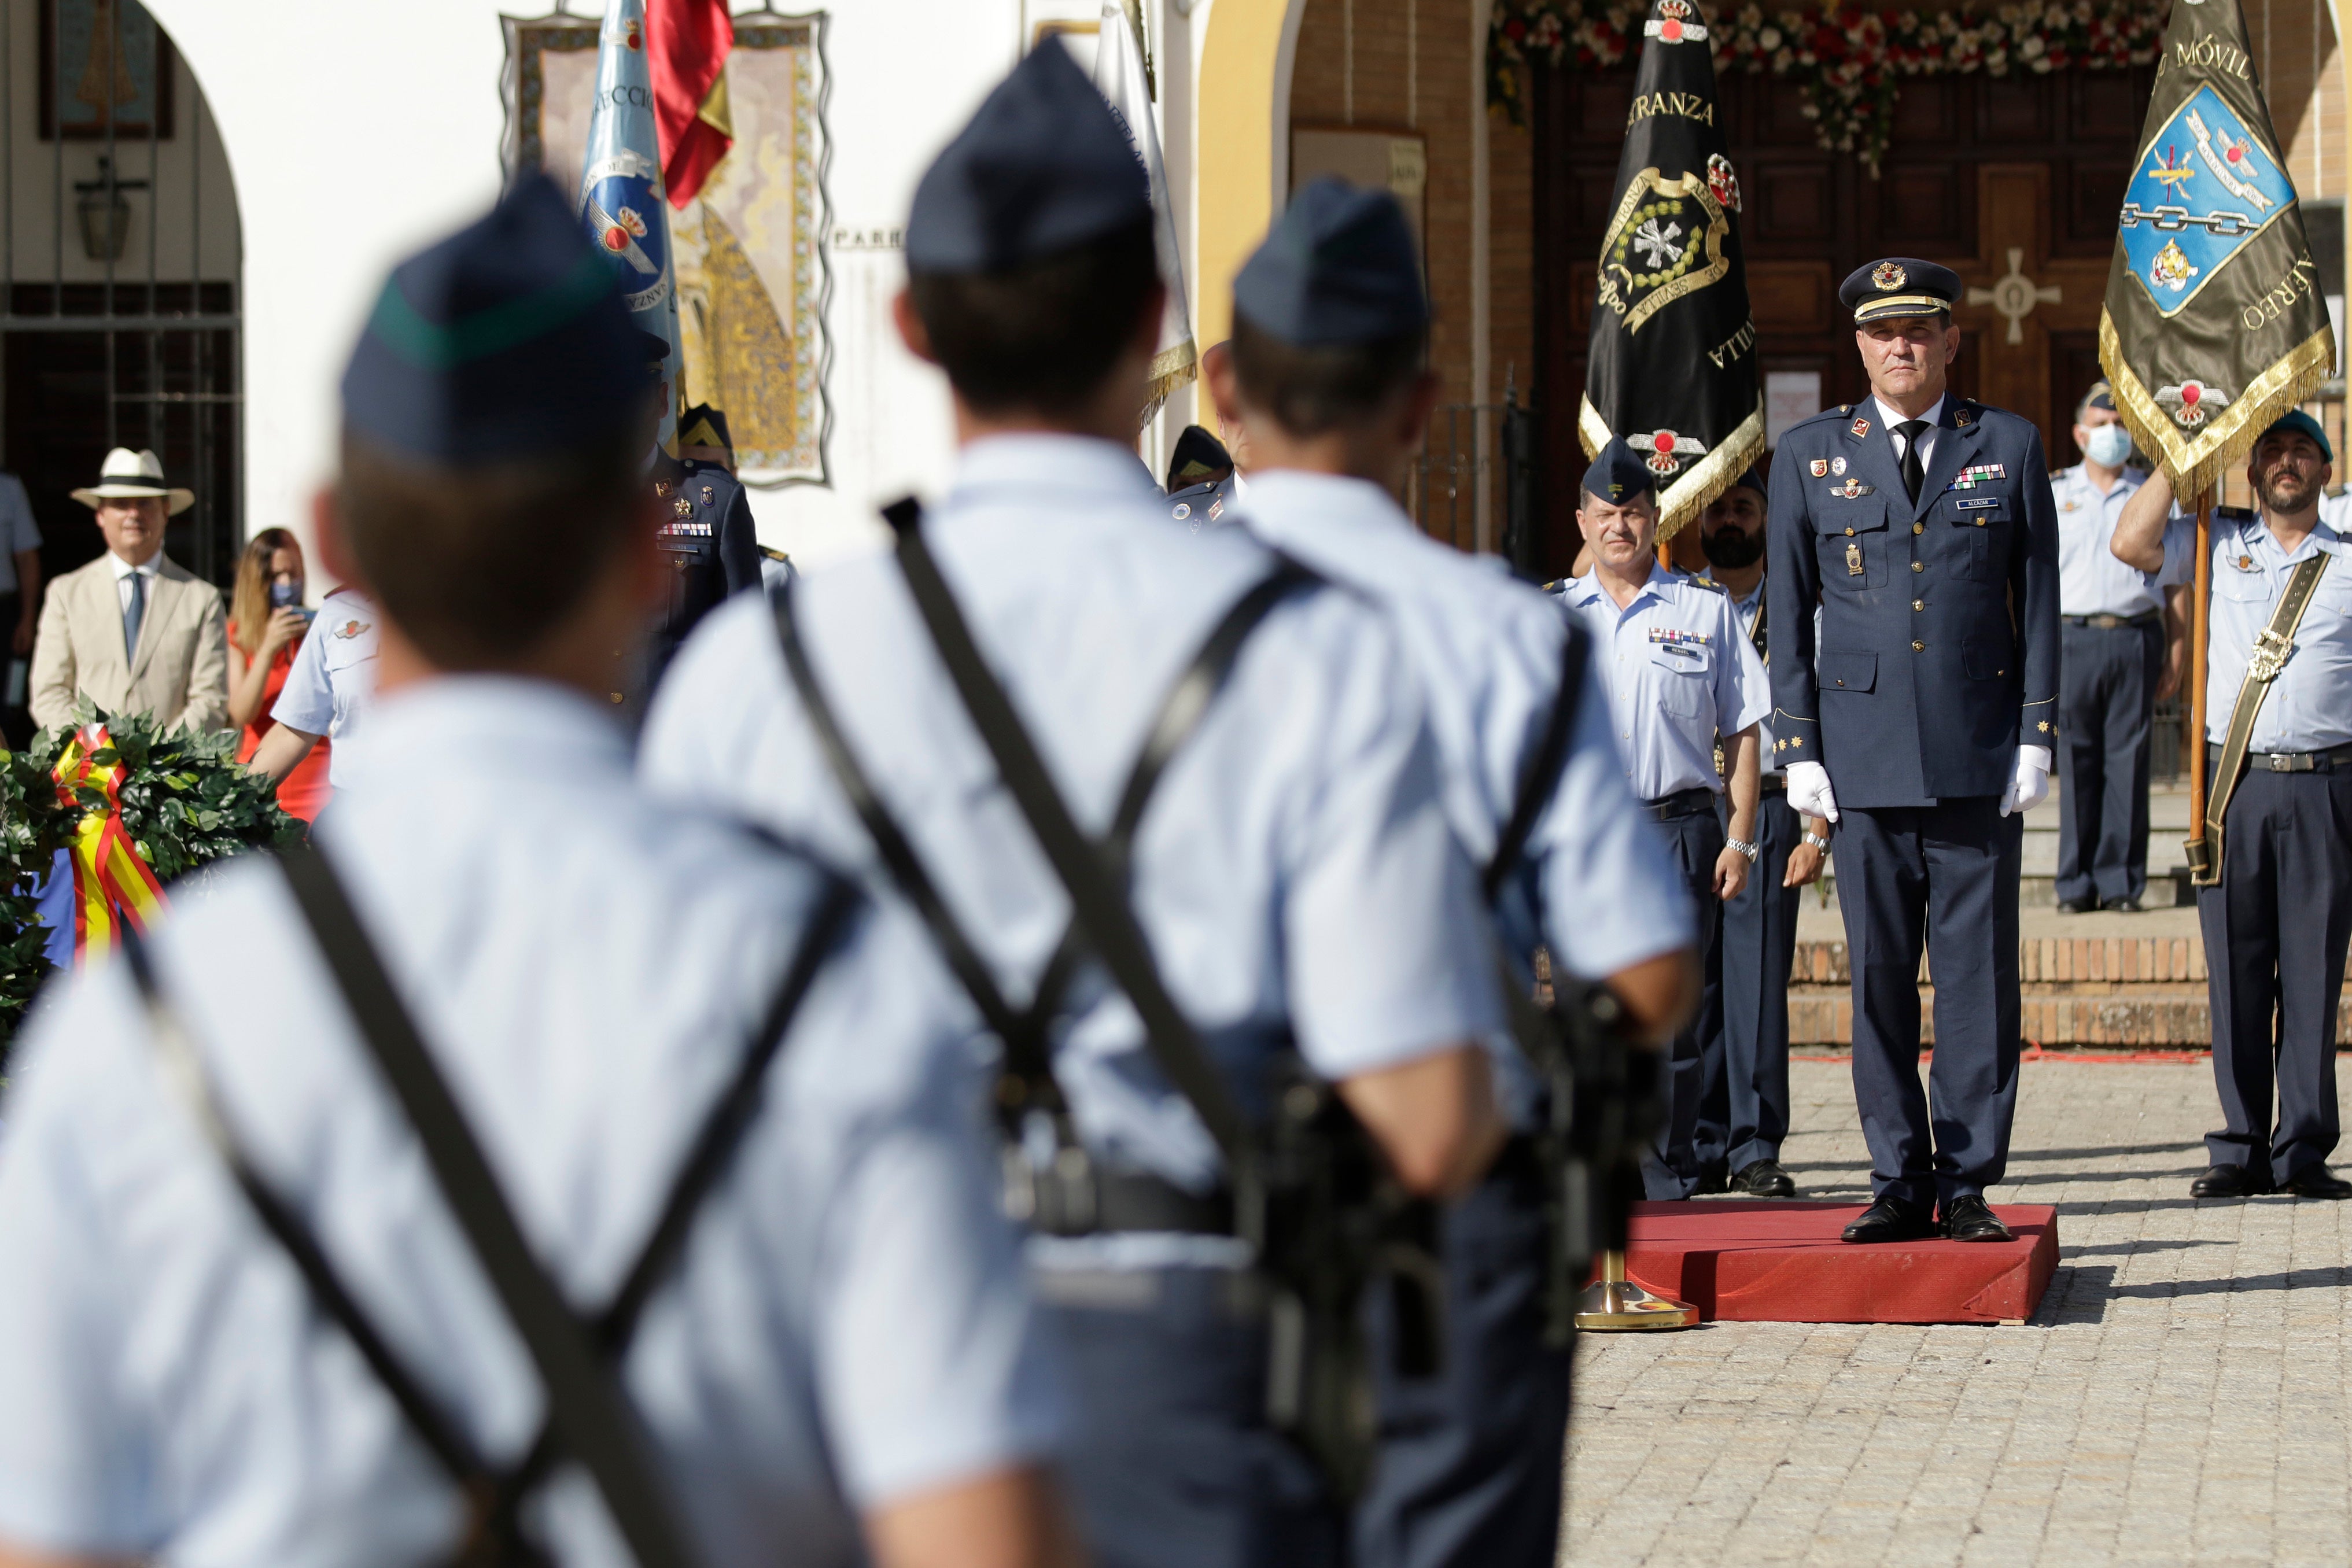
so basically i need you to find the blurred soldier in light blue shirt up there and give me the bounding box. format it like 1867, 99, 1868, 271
0, 178, 1071, 1568
643, 47, 1503, 1568
1554, 441, 1770, 1203
2051, 381, 2182, 912
1211, 179, 1695, 1568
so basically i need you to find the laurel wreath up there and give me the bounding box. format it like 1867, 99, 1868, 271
0, 704, 305, 1060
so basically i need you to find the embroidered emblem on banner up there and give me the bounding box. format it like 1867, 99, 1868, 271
1596, 167, 1737, 335
1643, 0, 1709, 41
2155, 379, 2231, 428
2118, 84, 2295, 318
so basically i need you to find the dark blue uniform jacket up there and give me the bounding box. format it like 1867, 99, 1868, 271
1764, 397, 2060, 808
649, 455, 762, 684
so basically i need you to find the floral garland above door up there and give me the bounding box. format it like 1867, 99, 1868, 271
1490, 0, 2166, 173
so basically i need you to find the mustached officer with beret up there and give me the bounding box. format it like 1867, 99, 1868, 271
1213, 178, 1700, 1568
1554, 441, 1770, 1202
644, 43, 1507, 1568
1767, 259, 2060, 1245
0, 177, 1072, 1567
646, 385, 762, 693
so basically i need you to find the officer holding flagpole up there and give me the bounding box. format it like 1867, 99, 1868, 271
2098, 0, 2339, 1201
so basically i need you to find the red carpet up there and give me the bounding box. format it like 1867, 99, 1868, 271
1612, 1200, 2059, 1325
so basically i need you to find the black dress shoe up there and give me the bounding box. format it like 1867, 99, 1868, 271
2102, 895, 2144, 912
2189, 1163, 2270, 1198
2278, 1165, 2352, 1200
1693, 1170, 1730, 1196
1734, 1159, 1797, 1198
2056, 894, 2099, 914
1940, 1194, 2013, 1243
1841, 1196, 1936, 1244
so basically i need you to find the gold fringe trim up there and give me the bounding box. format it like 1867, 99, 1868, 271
1137, 337, 1200, 427
2100, 310, 2338, 504
1575, 394, 1765, 543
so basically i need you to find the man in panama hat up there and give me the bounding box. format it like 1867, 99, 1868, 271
30, 447, 228, 732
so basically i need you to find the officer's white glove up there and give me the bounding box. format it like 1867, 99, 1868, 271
2001, 745, 2052, 818
1785, 761, 1838, 824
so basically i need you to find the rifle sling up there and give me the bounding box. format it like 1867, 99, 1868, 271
131, 844, 854, 1565
772, 518, 1313, 1171
2200, 551, 2331, 884
1483, 621, 1590, 905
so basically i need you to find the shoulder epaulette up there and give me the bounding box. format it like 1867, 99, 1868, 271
1685, 574, 1726, 594
758, 544, 790, 562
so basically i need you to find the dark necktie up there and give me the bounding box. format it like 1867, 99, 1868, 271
123, 569, 146, 661
1897, 419, 1930, 504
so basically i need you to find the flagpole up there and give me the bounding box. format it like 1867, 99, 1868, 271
2187, 494, 2213, 865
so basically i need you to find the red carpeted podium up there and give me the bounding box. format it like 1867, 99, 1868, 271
1610, 1200, 2059, 1325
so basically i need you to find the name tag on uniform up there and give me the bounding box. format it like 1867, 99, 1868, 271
1956, 497, 1999, 510
1946, 463, 2007, 490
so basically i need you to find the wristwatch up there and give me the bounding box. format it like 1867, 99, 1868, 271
1802, 831, 1831, 850
1726, 836, 1761, 864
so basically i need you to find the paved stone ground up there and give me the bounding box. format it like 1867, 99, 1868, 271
1562, 1057, 2352, 1566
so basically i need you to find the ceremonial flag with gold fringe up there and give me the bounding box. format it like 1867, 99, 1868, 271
2098, 0, 2334, 497
1093, 0, 1197, 420
1579, 0, 1761, 540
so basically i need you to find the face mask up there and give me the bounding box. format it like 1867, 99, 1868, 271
1701, 519, 1765, 568
2084, 423, 2133, 468
268, 578, 303, 609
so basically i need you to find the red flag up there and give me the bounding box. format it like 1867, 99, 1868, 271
647, 0, 733, 209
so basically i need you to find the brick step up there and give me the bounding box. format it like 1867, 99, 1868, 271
1786, 987, 2260, 1048
1790, 935, 2209, 987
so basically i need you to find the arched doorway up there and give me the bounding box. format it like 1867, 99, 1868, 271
0, 0, 240, 608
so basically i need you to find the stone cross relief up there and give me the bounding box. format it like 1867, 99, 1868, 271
1967, 246, 2065, 346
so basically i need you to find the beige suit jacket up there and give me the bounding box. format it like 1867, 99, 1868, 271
30, 552, 230, 733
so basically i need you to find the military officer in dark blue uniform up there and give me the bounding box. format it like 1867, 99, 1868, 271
1168, 341, 1248, 532
648, 398, 762, 688
1765, 258, 2061, 1245
1164, 422, 1232, 493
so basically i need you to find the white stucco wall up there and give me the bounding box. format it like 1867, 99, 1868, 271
141, 0, 1164, 569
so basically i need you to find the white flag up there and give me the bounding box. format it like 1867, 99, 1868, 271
1093, 0, 1196, 421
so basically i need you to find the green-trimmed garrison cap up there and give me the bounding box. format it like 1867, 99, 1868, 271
341, 174, 647, 462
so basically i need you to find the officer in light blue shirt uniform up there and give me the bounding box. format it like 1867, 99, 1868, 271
2116, 409, 2352, 1204
1554, 440, 1770, 1202
253, 586, 381, 800
643, 46, 1503, 1568
0, 178, 1067, 1568
2052, 380, 2176, 912
1216, 179, 1697, 1568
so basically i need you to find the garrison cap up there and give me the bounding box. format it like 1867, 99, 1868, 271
1731, 465, 1767, 498
1166, 423, 1232, 489
905, 43, 1149, 275
1839, 257, 1962, 325
342, 175, 646, 463
678, 403, 733, 455
2258, 407, 2334, 463
2081, 379, 2115, 413
1234, 178, 1428, 346
1582, 438, 1657, 506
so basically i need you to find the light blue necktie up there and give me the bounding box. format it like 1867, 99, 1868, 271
123, 569, 145, 661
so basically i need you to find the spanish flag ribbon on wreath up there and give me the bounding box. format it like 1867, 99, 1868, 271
1579, 0, 1763, 541
2098, 0, 2335, 498
50, 725, 166, 957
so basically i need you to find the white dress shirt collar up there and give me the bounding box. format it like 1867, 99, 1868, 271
1871, 393, 1946, 446
108, 549, 161, 581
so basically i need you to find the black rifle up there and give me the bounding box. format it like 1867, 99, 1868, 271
1485, 622, 1667, 1345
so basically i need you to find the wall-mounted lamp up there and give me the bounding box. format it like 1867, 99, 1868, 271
73, 157, 150, 264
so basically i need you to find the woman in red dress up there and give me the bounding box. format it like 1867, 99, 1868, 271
226, 528, 331, 821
